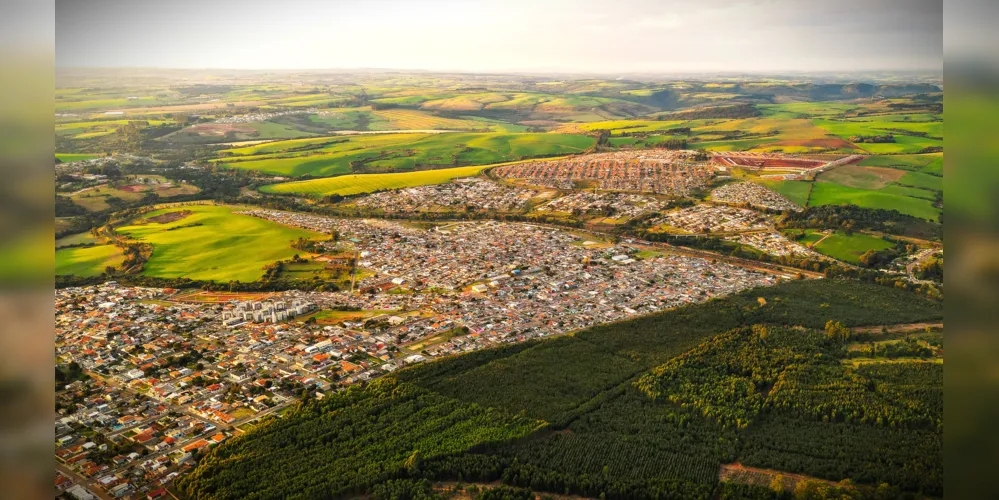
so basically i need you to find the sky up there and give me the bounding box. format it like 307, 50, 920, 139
55, 0, 942, 74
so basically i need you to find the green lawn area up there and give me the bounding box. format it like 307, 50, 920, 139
812, 230, 894, 264
260, 165, 489, 197
752, 179, 812, 206
114, 205, 322, 282
808, 181, 940, 221
219, 132, 594, 177
786, 229, 894, 264
56, 244, 125, 276
56, 153, 101, 162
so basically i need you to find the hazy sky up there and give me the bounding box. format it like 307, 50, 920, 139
56, 0, 942, 73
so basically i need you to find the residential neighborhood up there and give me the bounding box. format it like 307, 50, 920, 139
55, 214, 780, 498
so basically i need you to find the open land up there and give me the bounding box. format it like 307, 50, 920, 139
113, 205, 323, 282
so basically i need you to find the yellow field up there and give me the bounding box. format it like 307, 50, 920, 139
372, 109, 485, 130
260, 165, 489, 197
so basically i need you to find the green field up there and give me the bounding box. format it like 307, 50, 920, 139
808, 181, 940, 221
219, 132, 594, 177
811, 119, 942, 154
56, 244, 125, 276
68, 177, 201, 212
114, 205, 322, 281
858, 153, 942, 175
56, 153, 101, 162
260, 165, 489, 197
791, 229, 895, 264
753, 179, 812, 206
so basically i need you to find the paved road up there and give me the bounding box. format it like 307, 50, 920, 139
56, 463, 114, 500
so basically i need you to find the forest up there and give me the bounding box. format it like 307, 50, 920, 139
178, 280, 943, 500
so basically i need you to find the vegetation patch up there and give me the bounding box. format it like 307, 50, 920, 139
113, 205, 322, 282
260, 165, 489, 197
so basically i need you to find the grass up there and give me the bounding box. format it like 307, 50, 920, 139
219, 132, 594, 177
576, 119, 687, 135
303, 309, 396, 324
56, 153, 101, 162
817, 165, 907, 190
56, 231, 98, 248
69, 179, 200, 212
808, 181, 940, 221
898, 171, 943, 191
790, 229, 895, 264
857, 153, 942, 171
114, 205, 322, 282
56, 244, 125, 276
752, 179, 812, 207
260, 165, 488, 197
811, 119, 942, 154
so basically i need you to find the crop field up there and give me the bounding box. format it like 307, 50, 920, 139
858, 153, 942, 174
55, 244, 125, 276
220, 132, 593, 177
370, 109, 492, 130
163, 120, 319, 144
811, 119, 942, 154
114, 205, 322, 282
808, 158, 942, 221
789, 229, 895, 264
574, 119, 688, 135
817, 165, 907, 190
689, 118, 857, 153
260, 165, 489, 197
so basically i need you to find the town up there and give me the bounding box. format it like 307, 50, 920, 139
491, 150, 715, 196
55, 213, 779, 499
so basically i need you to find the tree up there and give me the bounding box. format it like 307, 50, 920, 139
824, 320, 850, 343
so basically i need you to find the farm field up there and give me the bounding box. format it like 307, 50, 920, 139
219, 132, 594, 177
808, 181, 940, 221
691, 117, 858, 153
56, 153, 101, 162
752, 179, 812, 206
55, 231, 99, 248
55, 244, 125, 276
260, 165, 489, 197
858, 153, 942, 174
811, 118, 942, 154
68, 175, 201, 212
113, 205, 322, 282
810, 160, 942, 221
789, 229, 895, 264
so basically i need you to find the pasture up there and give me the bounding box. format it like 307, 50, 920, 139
219, 132, 594, 177
56, 153, 101, 162
790, 229, 895, 264
808, 181, 940, 221
260, 165, 489, 197
114, 205, 322, 282
858, 153, 942, 174
811, 119, 942, 154
69, 175, 200, 212
56, 244, 125, 276
810, 159, 942, 221
752, 179, 812, 206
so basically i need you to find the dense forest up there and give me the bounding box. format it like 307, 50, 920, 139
177, 280, 942, 500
